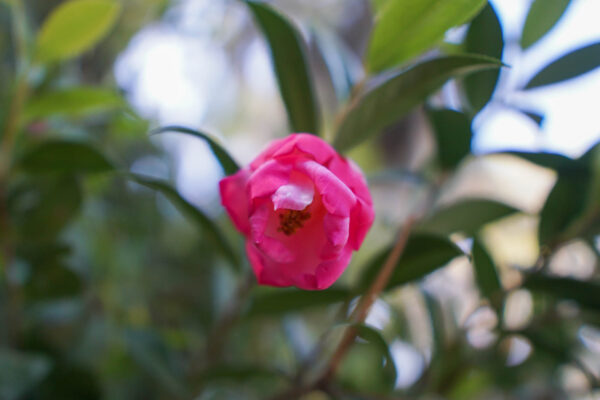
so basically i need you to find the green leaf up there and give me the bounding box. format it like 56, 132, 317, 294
502, 151, 583, 173
26, 263, 83, 301
471, 238, 502, 307
197, 365, 287, 384
523, 275, 600, 310
128, 173, 239, 267
0, 349, 51, 400
333, 55, 502, 152
246, 1, 320, 134
417, 198, 521, 236
359, 234, 464, 292
354, 324, 397, 389
18, 140, 114, 174
36, 0, 121, 63
463, 3, 504, 112
427, 108, 473, 169
245, 287, 351, 317
524, 42, 600, 89
367, 0, 487, 72
23, 87, 123, 122
151, 126, 239, 176
521, 0, 572, 50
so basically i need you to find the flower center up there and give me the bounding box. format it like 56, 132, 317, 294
277, 207, 311, 236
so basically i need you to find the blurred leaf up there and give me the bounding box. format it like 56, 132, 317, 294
25, 264, 83, 301
197, 365, 287, 384
33, 363, 102, 400
423, 292, 447, 357
360, 234, 464, 292
463, 3, 504, 112
354, 324, 397, 389
0, 350, 51, 400
333, 55, 503, 152
417, 198, 521, 236
524, 275, 600, 310
18, 140, 114, 174
151, 126, 239, 176
427, 108, 472, 169
128, 174, 239, 267
471, 238, 502, 308
524, 42, 600, 89
366, 0, 487, 72
23, 87, 124, 122
36, 0, 121, 63
247, 1, 320, 135
521, 0, 572, 49
502, 150, 582, 173
9, 175, 83, 240
245, 287, 351, 317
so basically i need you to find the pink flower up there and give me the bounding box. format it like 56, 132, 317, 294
219, 134, 374, 290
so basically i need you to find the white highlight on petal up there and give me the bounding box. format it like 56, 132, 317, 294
271, 181, 314, 211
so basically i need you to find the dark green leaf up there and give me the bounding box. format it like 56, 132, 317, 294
23, 87, 123, 122
36, 0, 121, 63
463, 3, 504, 112
333, 55, 503, 152
245, 287, 351, 317
502, 151, 582, 173
525, 42, 600, 89
151, 126, 239, 176
427, 108, 473, 169
471, 238, 502, 306
359, 234, 464, 292
354, 324, 397, 389
128, 173, 238, 267
523, 275, 600, 310
367, 0, 487, 71
247, 1, 320, 134
197, 365, 288, 384
521, 0, 572, 50
417, 198, 521, 236
18, 140, 114, 174
25, 264, 83, 301
0, 349, 51, 400
33, 363, 102, 400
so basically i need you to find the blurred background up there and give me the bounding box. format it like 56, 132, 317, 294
1, 0, 600, 399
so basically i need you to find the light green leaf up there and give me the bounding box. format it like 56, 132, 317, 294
359, 234, 464, 292
36, 0, 121, 63
525, 42, 600, 89
463, 3, 504, 112
128, 174, 239, 268
151, 126, 239, 176
23, 87, 123, 122
18, 140, 114, 174
471, 238, 502, 308
0, 349, 51, 400
427, 108, 473, 169
521, 0, 572, 49
245, 287, 351, 317
333, 55, 502, 152
523, 275, 600, 310
417, 198, 521, 236
367, 0, 487, 72
247, 1, 320, 135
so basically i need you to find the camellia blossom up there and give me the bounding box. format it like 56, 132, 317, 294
219, 134, 374, 290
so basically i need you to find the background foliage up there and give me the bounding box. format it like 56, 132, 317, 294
1, 0, 599, 399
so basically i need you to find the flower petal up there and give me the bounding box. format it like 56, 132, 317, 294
219, 169, 250, 234
321, 213, 350, 260
271, 176, 314, 211
246, 241, 292, 287
248, 159, 292, 200
297, 160, 356, 217
348, 198, 375, 250
327, 156, 373, 205
315, 247, 353, 290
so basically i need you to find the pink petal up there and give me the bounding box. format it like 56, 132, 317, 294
348, 198, 375, 250
315, 247, 353, 290
271, 173, 314, 211
248, 159, 292, 200
219, 169, 251, 234
297, 160, 356, 217
246, 241, 293, 287
272, 134, 336, 164
327, 156, 373, 205
250, 137, 290, 170
321, 213, 350, 260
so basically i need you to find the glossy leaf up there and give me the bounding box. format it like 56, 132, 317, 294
367, 0, 487, 72
354, 324, 397, 389
471, 238, 502, 307
151, 126, 239, 176
245, 287, 351, 317
247, 1, 320, 135
0, 350, 51, 400
523, 275, 600, 310
427, 108, 473, 169
463, 3, 504, 112
360, 234, 464, 292
18, 140, 114, 174
36, 0, 121, 63
417, 198, 520, 236
524, 42, 600, 89
333, 55, 503, 152
23, 87, 123, 122
521, 0, 572, 49
128, 174, 238, 267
